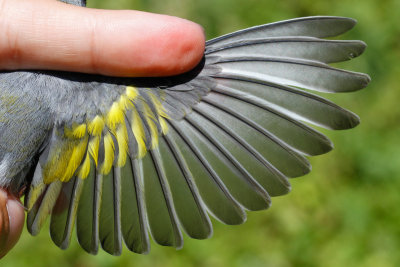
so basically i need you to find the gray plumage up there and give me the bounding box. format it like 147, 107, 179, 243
0, 0, 370, 256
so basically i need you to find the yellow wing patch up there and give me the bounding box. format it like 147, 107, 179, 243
100, 131, 115, 175
88, 116, 104, 136
42, 86, 169, 184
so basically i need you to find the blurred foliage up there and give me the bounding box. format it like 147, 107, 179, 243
3, 0, 400, 266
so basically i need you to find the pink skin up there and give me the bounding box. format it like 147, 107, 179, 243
0, 189, 25, 259
0, 0, 205, 258
0, 0, 206, 76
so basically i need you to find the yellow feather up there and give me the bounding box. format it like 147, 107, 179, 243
116, 122, 129, 167
147, 93, 169, 135
88, 135, 100, 166
43, 141, 75, 184
64, 126, 74, 139
26, 183, 46, 210
119, 94, 133, 110
149, 122, 158, 150
106, 102, 124, 130
159, 117, 169, 135
88, 116, 104, 136
64, 123, 87, 139
72, 124, 87, 138
149, 92, 169, 118
126, 86, 139, 101
43, 86, 171, 183
100, 131, 115, 174
131, 108, 146, 158
61, 135, 89, 182
77, 153, 91, 179
142, 103, 159, 150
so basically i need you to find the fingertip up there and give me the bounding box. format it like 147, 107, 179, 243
172, 19, 206, 74
0, 189, 24, 259
6, 196, 25, 246
148, 17, 206, 76
93, 12, 206, 77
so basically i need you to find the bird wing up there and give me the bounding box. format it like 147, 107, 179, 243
23, 16, 370, 255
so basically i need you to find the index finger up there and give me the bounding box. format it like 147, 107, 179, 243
0, 0, 205, 77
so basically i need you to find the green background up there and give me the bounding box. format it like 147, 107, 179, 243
3, 0, 400, 266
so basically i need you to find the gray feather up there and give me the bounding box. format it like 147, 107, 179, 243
27, 181, 63, 236
50, 177, 84, 249
207, 16, 357, 47
184, 114, 273, 208
120, 158, 150, 254
206, 37, 366, 64
212, 77, 360, 130
202, 91, 335, 156
76, 160, 101, 254
212, 56, 370, 93
142, 149, 183, 248
60, 0, 86, 6
162, 134, 213, 239
187, 106, 291, 196
168, 120, 247, 224
98, 168, 122, 256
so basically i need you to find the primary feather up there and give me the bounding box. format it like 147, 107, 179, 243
0, 0, 370, 256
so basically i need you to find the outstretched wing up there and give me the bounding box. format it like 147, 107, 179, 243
24, 16, 370, 255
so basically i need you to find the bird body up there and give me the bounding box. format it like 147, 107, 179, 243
0, 0, 370, 256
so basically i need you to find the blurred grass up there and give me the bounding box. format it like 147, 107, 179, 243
3, 0, 400, 266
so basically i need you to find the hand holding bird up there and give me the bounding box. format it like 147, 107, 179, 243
0, 0, 205, 257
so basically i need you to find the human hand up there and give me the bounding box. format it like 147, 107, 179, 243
0, 0, 205, 258
0, 0, 205, 77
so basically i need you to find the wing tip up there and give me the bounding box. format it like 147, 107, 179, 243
281, 16, 357, 35
301, 16, 358, 37
346, 112, 361, 129
327, 110, 360, 130
361, 73, 372, 88
102, 246, 122, 256
81, 246, 99, 255
351, 40, 367, 59
27, 223, 41, 236
124, 242, 151, 254
337, 16, 357, 30
313, 15, 357, 28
